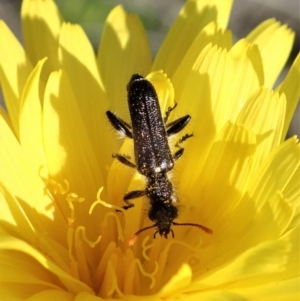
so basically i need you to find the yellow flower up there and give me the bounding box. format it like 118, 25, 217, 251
0, 0, 299, 299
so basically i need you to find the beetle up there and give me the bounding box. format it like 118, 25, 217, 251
106, 74, 212, 243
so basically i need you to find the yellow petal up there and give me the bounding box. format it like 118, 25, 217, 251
283, 164, 300, 206
173, 44, 261, 190
276, 53, 300, 139
158, 264, 192, 298
98, 5, 151, 110
72, 292, 103, 301
0, 21, 32, 136
21, 0, 62, 73
27, 290, 74, 301
147, 71, 175, 113
58, 22, 113, 173
19, 58, 48, 177
153, 0, 233, 76
170, 55, 217, 183
187, 184, 294, 286
187, 42, 261, 132
0, 235, 92, 295
43, 70, 104, 220
238, 277, 300, 301
230, 39, 264, 93
0, 116, 53, 219
192, 45, 232, 131
186, 122, 256, 223
282, 161, 300, 232
236, 87, 286, 165
167, 46, 230, 191
172, 21, 232, 96
0, 247, 61, 290
0, 185, 67, 256
59, 23, 102, 89
269, 191, 294, 235
183, 291, 250, 300
0, 107, 13, 132
75, 291, 158, 301
248, 137, 300, 210
0, 186, 37, 236
190, 226, 298, 291
246, 19, 295, 87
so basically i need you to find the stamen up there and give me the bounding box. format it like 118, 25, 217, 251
67, 227, 80, 279
46, 179, 70, 195
89, 187, 126, 213
90, 199, 111, 210
155, 239, 208, 284
98, 260, 123, 298
89, 188, 125, 242
65, 190, 85, 281
141, 236, 157, 261
66, 193, 84, 225
134, 259, 158, 289
74, 226, 93, 287
76, 226, 101, 248
103, 212, 125, 242
94, 242, 117, 288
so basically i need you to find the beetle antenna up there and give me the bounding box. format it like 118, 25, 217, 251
128, 224, 157, 246
172, 222, 213, 234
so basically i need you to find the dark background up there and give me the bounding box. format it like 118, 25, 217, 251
0, 0, 299, 137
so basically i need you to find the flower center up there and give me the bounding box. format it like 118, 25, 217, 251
47, 180, 208, 297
